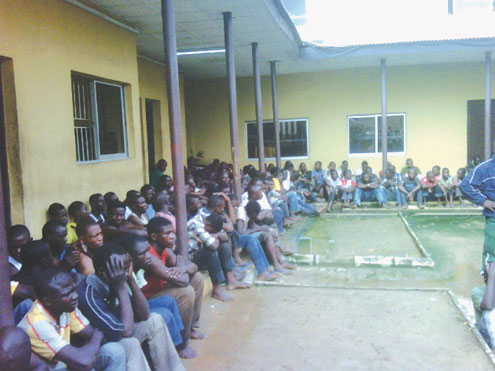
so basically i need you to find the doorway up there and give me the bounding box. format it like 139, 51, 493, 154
145, 99, 162, 182
467, 99, 495, 162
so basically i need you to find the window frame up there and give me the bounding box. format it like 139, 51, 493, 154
73, 74, 129, 164
245, 118, 310, 161
347, 113, 407, 157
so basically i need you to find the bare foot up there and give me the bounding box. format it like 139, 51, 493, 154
190, 330, 207, 340
178, 346, 198, 359
282, 262, 296, 270
227, 280, 251, 290
233, 269, 247, 281
316, 206, 326, 214
235, 258, 247, 266
275, 267, 293, 275
258, 270, 281, 281
280, 248, 294, 256
212, 289, 234, 302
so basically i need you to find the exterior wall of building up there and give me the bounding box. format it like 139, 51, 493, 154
0, 0, 144, 237
137, 58, 188, 179
185, 62, 491, 175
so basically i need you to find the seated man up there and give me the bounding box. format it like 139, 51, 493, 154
311, 161, 325, 197
121, 231, 200, 359
89, 193, 106, 224
151, 159, 168, 189
103, 192, 119, 207
338, 169, 356, 208
153, 192, 176, 231
0, 326, 47, 371
324, 169, 340, 213
355, 171, 387, 208
186, 194, 202, 220
47, 203, 68, 225
237, 200, 294, 275
188, 213, 248, 302
67, 201, 90, 245
398, 168, 422, 208
439, 167, 455, 208
141, 184, 156, 220
7, 225, 32, 277
102, 200, 146, 242
400, 158, 422, 177
453, 168, 467, 207
41, 221, 80, 272
77, 244, 184, 371
74, 218, 104, 275
18, 268, 126, 370
419, 171, 447, 208
127, 194, 149, 227
355, 160, 373, 176
380, 167, 403, 207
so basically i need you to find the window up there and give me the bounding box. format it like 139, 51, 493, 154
72, 74, 128, 163
246, 119, 309, 160
348, 113, 406, 155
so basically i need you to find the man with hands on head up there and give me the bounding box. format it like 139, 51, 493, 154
76, 243, 184, 371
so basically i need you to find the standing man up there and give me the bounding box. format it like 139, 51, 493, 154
151, 159, 168, 189
460, 157, 495, 268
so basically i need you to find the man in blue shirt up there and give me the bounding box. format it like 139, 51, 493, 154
460, 156, 495, 268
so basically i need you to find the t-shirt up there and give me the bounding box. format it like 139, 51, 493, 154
66, 222, 78, 245
324, 172, 339, 190
420, 176, 436, 191
150, 168, 165, 189
156, 211, 176, 232
403, 176, 420, 190
142, 245, 168, 298
338, 178, 356, 190
311, 169, 324, 184
17, 300, 88, 367
452, 176, 464, 187
440, 176, 453, 186
400, 166, 422, 177
128, 211, 149, 225
241, 192, 272, 211
273, 178, 282, 192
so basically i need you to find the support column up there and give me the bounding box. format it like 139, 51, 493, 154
485, 51, 492, 160
252, 42, 265, 173
160, 0, 187, 256
223, 12, 241, 197
270, 61, 281, 168
0, 66, 12, 326
380, 58, 388, 174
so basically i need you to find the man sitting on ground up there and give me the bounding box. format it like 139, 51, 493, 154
419, 171, 447, 208
77, 244, 184, 371
122, 230, 202, 359
127, 194, 149, 227
355, 171, 387, 208
400, 158, 421, 177
7, 225, 32, 277
398, 168, 422, 208
89, 194, 106, 224
102, 200, 146, 242
141, 184, 156, 220
67, 201, 90, 244
42, 221, 80, 272
74, 218, 104, 275
151, 159, 168, 189
18, 268, 126, 370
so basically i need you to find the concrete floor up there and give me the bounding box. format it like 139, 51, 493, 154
185, 286, 493, 370
183, 209, 494, 370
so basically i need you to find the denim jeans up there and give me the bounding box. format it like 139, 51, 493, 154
148, 295, 184, 347
237, 234, 270, 275
193, 247, 226, 284
381, 187, 401, 205
13, 298, 33, 325
273, 208, 284, 232
403, 183, 419, 206
354, 188, 385, 206
341, 191, 354, 202
286, 191, 299, 214
327, 190, 337, 202
418, 186, 443, 204
93, 341, 127, 371
277, 201, 290, 218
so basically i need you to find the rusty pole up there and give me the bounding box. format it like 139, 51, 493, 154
381, 58, 388, 174
223, 12, 241, 198
252, 42, 265, 173
270, 61, 281, 168
160, 0, 187, 256
485, 51, 492, 160
0, 68, 12, 326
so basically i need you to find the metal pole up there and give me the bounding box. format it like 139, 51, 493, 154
270, 61, 281, 168
380, 58, 388, 174
252, 42, 265, 173
223, 12, 241, 198
160, 0, 187, 256
0, 65, 12, 326
485, 51, 492, 160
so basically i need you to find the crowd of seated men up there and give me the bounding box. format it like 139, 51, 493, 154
2, 154, 481, 370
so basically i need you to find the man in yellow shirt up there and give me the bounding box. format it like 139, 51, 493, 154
17, 268, 125, 370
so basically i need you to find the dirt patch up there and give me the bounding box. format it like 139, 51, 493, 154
185, 286, 493, 370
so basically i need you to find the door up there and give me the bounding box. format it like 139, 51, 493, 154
467, 99, 495, 162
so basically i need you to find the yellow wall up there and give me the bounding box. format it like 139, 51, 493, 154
0, 0, 144, 237
185, 62, 491, 174
137, 58, 188, 180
